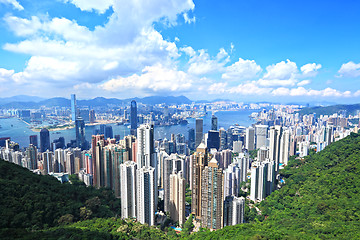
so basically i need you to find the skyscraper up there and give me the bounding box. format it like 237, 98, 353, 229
104, 126, 113, 139
120, 161, 137, 219
130, 100, 137, 136
188, 128, 195, 150
245, 127, 255, 151
40, 128, 50, 153
255, 125, 268, 149
136, 166, 156, 226
195, 118, 203, 148
26, 144, 37, 170
29, 135, 38, 148
75, 117, 86, 149
223, 196, 245, 227
206, 130, 220, 150
169, 171, 186, 225
71, 94, 77, 122
89, 110, 96, 123
136, 124, 157, 169
211, 114, 218, 131
201, 158, 224, 230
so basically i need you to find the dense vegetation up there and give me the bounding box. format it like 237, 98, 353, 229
1, 132, 360, 239
0, 160, 120, 231
299, 103, 360, 116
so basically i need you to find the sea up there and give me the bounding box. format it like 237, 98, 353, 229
0, 110, 256, 149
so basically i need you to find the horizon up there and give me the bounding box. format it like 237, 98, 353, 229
0, 1, 360, 103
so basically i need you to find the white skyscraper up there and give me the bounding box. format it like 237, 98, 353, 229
223, 163, 240, 200
120, 161, 137, 219
250, 160, 275, 202
169, 171, 186, 225
245, 127, 255, 151
255, 125, 268, 149
279, 129, 290, 165
136, 166, 156, 226
224, 196, 245, 226
136, 124, 157, 169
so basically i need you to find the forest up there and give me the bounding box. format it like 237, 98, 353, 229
1, 132, 360, 239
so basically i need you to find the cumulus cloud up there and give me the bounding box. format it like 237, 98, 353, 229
63, 0, 113, 14
100, 64, 193, 93
222, 58, 262, 80
301, 63, 322, 77
183, 12, 196, 24
338, 61, 360, 78
187, 48, 229, 75
0, 68, 15, 82
263, 59, 298, 80
271, 87, 351, 97
297, 80, 311, 86
228, 82, 272, 95
0, 0, 23, 10
208, 82, 227, 94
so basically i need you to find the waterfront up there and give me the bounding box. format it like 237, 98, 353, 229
0, 110, 255, 149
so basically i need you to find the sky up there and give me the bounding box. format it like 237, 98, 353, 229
0, 0, 360, 103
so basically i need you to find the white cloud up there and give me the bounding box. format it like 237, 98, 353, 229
338, 61, 360, 78
228, 82, 272, 95
0, 68, 15, 82
301, 63, 322, 77
180, 46, 196, 57
222, 58, 261, 80
208, 82, 227, 94
297, 80, 311, 86
183, 12, 196, 24
271, 87, 351, 97
263, 59, 298, 80
100, 64, 193, 93
257, 78, 297, 87
63, 0, 113, 14
0, 0, 23, 10
187, 48, 229, 75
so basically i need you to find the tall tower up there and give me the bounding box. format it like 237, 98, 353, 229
75, 117, 86, 149
130, 100, 137, 136
136, 124, 157, 169
255, 125, 268, 149
195, 118, 203, 148
201, 158, 224, 230
71, 94, 77, 122
40, 128, 50, 153
169, 171, 186, 225
245, 127, 255, 151
211, 114, 218, 131
120, 161, 137, 219
224, 196, 245, 226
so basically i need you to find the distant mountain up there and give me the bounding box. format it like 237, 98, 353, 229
0, 95, 45, 104
0, 95, 192, 109
299, 103, 360, 116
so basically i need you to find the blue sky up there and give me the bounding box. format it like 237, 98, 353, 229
0, 0, 360, 103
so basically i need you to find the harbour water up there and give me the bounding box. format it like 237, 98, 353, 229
0, 110, 255, 149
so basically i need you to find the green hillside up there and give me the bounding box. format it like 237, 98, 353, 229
1, 132, 360, 239
299, 103, 360, 116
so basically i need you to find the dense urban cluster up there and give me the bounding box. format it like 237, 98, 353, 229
0, 94, 359, 232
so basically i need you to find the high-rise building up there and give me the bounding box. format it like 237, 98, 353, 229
250, 160, 275, 202
120, 161, 137, 219
136, 124, 157, 169
26, 144, 38, 170
191, 143, 208, 219
223, 196, 245, 227
105, 126, 113, 139
188, 128, 195, 150
201, 158, 224, 230
42, 150, 53, 174
223, 163, 240, 199
71, 94, 77, 122
268, 126, 282, 171
279, 129, 290, 165
91, 135, 105, 187
66, 151, 75, 174
29, 135, 38, 148
40, 128, 50, 153
130, 100, 137, 136
75, 117, 86, 149
211, 114, 218, 131
255, 125, 268, 149
89, 110, 96, 123
206, 130, 220, 150
54, 148, 65, 173
195, 118, 203, 148
169, 171, 186, 225
245, 127, 255, 151
136, 166, 156, 226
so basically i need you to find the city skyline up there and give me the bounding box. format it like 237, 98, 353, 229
0, 0, 359, 103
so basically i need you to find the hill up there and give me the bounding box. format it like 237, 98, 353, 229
299, 103, 360, 116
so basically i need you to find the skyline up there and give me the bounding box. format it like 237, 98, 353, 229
0, 0, 360, 103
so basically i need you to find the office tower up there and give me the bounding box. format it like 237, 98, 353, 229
191, 143, 208, 218
75, 117, 86, 149
211, 114, 218, 131
206, 130, 220, 150
255, 125, 268, 149
226, 128, 234, 149
234, 155, 249, 182
105, 126, 113, 139
245, 127, 255, 151
223, 196, 245, 227
89, 110, 96, 123
219, 128, 227, 150
29, 135, 38, 148
91, 135, 105, 187
222, 149, 232, 170
53, 137, 65, 150
269, 126, 282, 171
233, 141, 242, 153
79, 109, 90, 122
223, 163, 240, 199
169, 171, 186, 225
40, 128, 50, 153
136, 124, 157, 169
26, 144, 38, 170
250, 160, 275, 202
195, 118, 203, 148
130, 100, 137, 136
71, 94, 77, 122
42, 150, 53, 174
279, 129, 290, 165
124, 135, 136, 161
201, 158, 224, 230
188, 128, 195, 150
66, 151, 75, 174
54, 148, 65, 173
120, 161, 137, 219
163, 154, 184, 213
137, 166, 156, 226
